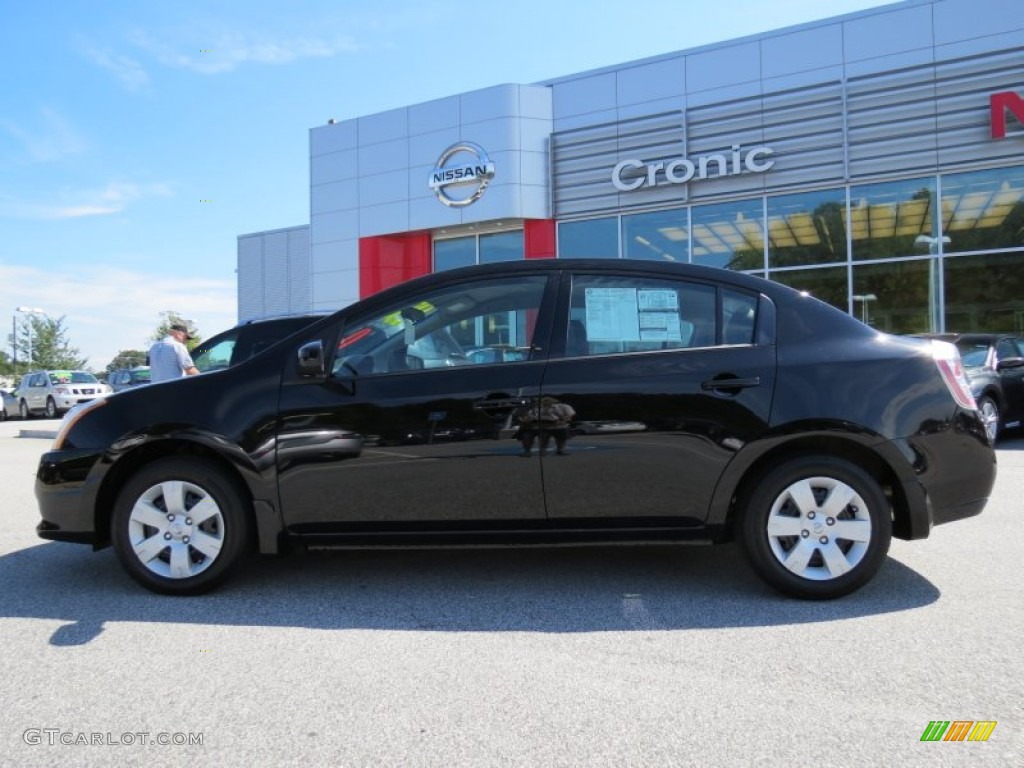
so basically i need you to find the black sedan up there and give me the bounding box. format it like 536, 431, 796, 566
35, 260, 995, 599
917, 333, 1024, 443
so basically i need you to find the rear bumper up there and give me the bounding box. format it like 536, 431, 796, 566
896, 411, 997, 540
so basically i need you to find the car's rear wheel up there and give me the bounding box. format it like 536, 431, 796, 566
111, 457, 251, 595
739, 456, 892, 600
19, 400, 30, 420
44, 397, 58, 419
976, 395, 1000, 444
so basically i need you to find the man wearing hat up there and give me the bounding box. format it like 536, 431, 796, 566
148, 323, 200, 383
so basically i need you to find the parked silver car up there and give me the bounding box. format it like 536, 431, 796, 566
0, 389, 18, 421
17, 370, 111, 419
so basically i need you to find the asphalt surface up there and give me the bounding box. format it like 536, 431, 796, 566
0, 417, 1020, 767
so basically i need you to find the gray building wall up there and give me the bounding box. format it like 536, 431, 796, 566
237, 225, 311, 322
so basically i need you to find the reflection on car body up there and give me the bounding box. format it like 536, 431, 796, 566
574, 420, 647, 435
36, 260, 995, 600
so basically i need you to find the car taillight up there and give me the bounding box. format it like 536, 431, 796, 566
931, 339, 976, 410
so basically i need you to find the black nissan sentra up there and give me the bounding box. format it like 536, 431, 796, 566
36, 260, 996, 599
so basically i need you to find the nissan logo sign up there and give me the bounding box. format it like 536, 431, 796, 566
429, 142, 496, 207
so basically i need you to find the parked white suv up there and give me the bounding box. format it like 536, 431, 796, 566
18, 370, 111, 419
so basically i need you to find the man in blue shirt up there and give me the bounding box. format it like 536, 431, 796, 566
148, 324, 199, 383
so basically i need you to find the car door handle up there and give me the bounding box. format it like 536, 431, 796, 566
701, 376, 761, 392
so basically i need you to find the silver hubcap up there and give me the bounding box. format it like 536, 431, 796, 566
765, 476, 872, 581
979, 400, 999, 443
127, 480, 225, 579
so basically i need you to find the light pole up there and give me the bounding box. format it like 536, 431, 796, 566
915, 235, 952, 331
852, 294, 878, 325
16, 306, 47, 370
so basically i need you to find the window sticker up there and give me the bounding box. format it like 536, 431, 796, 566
584, 287, 684, 342
585, 287, 640, 341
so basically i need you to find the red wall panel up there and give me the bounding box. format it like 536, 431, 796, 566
359, 231, 432, 298
524, 219, 556, 259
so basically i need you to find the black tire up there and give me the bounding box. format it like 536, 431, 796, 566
44, 397, 58, 419
976, 395, 1000, 444
19, 400, 30, 420
111, 457, 252, 595
739, 456, 892, 600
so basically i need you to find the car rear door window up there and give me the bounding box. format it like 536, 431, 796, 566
563, 275, 759, 357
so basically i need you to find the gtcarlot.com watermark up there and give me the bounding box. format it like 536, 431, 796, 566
23, 728, 203, 747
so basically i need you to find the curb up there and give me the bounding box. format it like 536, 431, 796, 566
19, 430, 57, 440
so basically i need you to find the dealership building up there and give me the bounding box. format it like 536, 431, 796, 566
238, 0, 1024, 334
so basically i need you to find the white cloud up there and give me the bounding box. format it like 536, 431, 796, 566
0, 107, 86, 163
78, 42, 151, 90
128, 29, 359, 74
0, 181, 173, 220
1, 264, 237, 370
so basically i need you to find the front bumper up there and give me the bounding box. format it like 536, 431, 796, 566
35, 448, 107, 547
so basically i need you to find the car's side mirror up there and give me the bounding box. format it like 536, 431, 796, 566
296, 341, 325, 377
996, 357, 1024, 371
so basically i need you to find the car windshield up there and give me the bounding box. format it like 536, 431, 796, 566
48, 371, 99, 385
955, 342, 990, 368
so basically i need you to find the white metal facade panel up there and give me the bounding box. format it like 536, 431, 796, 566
616, 58, 686, 106
308, 83, 553, 247
843, 5, 935, 63
761, 24, 845, 79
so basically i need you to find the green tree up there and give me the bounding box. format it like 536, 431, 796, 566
105, 349, 149, 373
14, 315, 87, 371
150, 311, 202, 351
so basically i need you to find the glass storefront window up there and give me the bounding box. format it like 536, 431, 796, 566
434, 230, 524, 270
941, 166, 1024, 253
769, 266, 848, 313
848, 177, 937, 261
479, 230, 523, 264
944, 251, 1024, 332
621, 207, 689, 262
558, 217, 620, 258
689, 199, 764, 270
434, 236, 476, 271
767, 188, 847, 268
852, 258, 935, 333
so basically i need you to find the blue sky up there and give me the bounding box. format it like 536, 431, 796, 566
1, 0, 898, 369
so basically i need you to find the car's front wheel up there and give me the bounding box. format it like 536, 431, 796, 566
111, 457, 252, 595
739, 456, 892, 600
44, 397, 58, 419
19, 400, 30, 420
976, 395, 1000, 444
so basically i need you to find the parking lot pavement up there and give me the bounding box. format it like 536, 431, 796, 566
0, 418, 1021, 767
